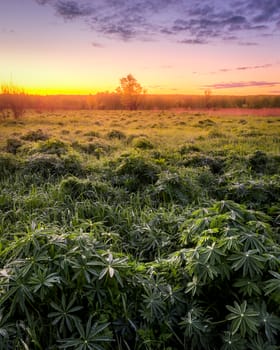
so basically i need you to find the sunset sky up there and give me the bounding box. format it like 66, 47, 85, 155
0, 0, 280, 95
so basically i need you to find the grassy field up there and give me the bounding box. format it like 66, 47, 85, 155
0, 109, 280, 349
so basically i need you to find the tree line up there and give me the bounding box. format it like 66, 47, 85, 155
1, 75, 280, 118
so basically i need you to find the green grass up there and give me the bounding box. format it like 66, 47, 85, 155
0, 110, 280, 349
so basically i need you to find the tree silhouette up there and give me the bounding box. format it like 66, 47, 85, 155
204, 89, 212, 109
1, 83, 27, 118
116, 74, 145, 110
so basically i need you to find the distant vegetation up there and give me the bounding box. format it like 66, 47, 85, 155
1, 83, 280, 118
1, 93, 280, 114
0, 83, 27, 119
0, 110, 279, 349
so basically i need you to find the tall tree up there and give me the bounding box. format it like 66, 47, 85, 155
116, 74, 145, 110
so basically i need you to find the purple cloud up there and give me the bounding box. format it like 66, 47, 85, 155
238, 41, 258, 46
216, 63, 275, 74
91, 42, 104, 48
34, 0, 280, 42
204, 81, 280, 89
55, 1, 93, 19
178, 38, 208, 45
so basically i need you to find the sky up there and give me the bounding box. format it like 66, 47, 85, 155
0, 0, 280, 95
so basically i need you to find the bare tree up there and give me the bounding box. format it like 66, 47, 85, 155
1, 83, 27, 119
116, 74, 145, 110
204, 89, 212, 109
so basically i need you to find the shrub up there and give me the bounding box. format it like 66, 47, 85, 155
225, 178, 280, 210
35, 139, 70, 156
21, 129, 49, 141
75, 141, 111, 158
208, 129, 226, 138
196, 168, 220, 197
114, 155, 159, 191
182, 154, 225, 174
179, 144, 201, 155
150, 170, 198, 205
59, 176, 112, 201
0, 201, 279, 349
107, 130, 126, 140
0, 153, 20, 178
249, 150, 268, 173
23, 154, 83, 178
84, 130, 101, 138
132, 137, 154, 150
6, 138, 23, 154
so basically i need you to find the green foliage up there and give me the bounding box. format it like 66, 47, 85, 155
74, 141, 111, 158
132, 137, 154, 150
21, 129, 49, 141
179, 144, 201, 155
0, 111, 279, 349
107, 129, 126, 140
181, 153, 225, 174
23, 153, 83, 178
150, 170, 198, 205
249, 150, 268, 173
35, 138, 70, 156
114, 154, 160, 191
58, 317, 113, 349
0, 153, 20, 178
6, 138, 23, 154
225, 177, 280, 210
59, 176, 113, 201
226, 301, 259, 336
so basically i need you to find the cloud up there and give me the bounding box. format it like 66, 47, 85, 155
204, 81, 280, 90
178, 38, 208, 45
251, 0, 280, 23
1, 28, 15, 34
91, 42, 104, 48
35, 0, 50, 4
34, 0, 280, 42
238, 41, 258, 46
236, 66, 253, 70
215, 63, 275, 74
160, 65, 173, 69
55, 1, 93, 19
269, 90, 280, 94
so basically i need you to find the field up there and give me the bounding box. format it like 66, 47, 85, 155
0, 109, 280, 349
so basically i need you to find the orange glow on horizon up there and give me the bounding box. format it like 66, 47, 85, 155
20, 85, 280, 96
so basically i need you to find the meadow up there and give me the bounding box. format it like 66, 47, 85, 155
0, 109, 280, 349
